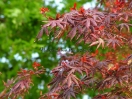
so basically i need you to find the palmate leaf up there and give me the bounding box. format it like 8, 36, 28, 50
106, 37, 122, 49
95, 60, 111, 69
119, 23, 132, 32
90, 38, 105, 49
68, 67, 83, 76
44, 20, 66, 29
82, 18, 98, 29
81, 76, 97, 87
48, 75, 64, 92
36, 27, 49, 39
54, 29, 65, 40
67, 27, 77, 40
58, 85, 77, 99
3, 78, 14, 88
118, 12, 132, 22
36, 19, 67, 40
62, 74, 81, 88
97, 76, 117, 90
48, 66, 65, 92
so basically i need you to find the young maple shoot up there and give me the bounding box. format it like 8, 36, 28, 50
38, 0, 132, 99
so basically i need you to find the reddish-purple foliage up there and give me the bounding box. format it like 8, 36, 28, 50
38, 0, 132, 99
1, 0, 132, 99
0, 62, 45, 99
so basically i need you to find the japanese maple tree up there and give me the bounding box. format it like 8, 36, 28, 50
0, 0, 132, 99
38, 0, 132, 99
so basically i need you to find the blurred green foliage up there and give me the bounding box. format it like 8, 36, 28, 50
0, 0, 93, 98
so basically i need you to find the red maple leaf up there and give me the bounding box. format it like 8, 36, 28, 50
40, 7, 49, 14
33, 62, 41, 69
79, 7, 85, 14
70, 3, 77, 11
81, 55, 87, 62
114, 0, 125, 7
91, 50, 98, 57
